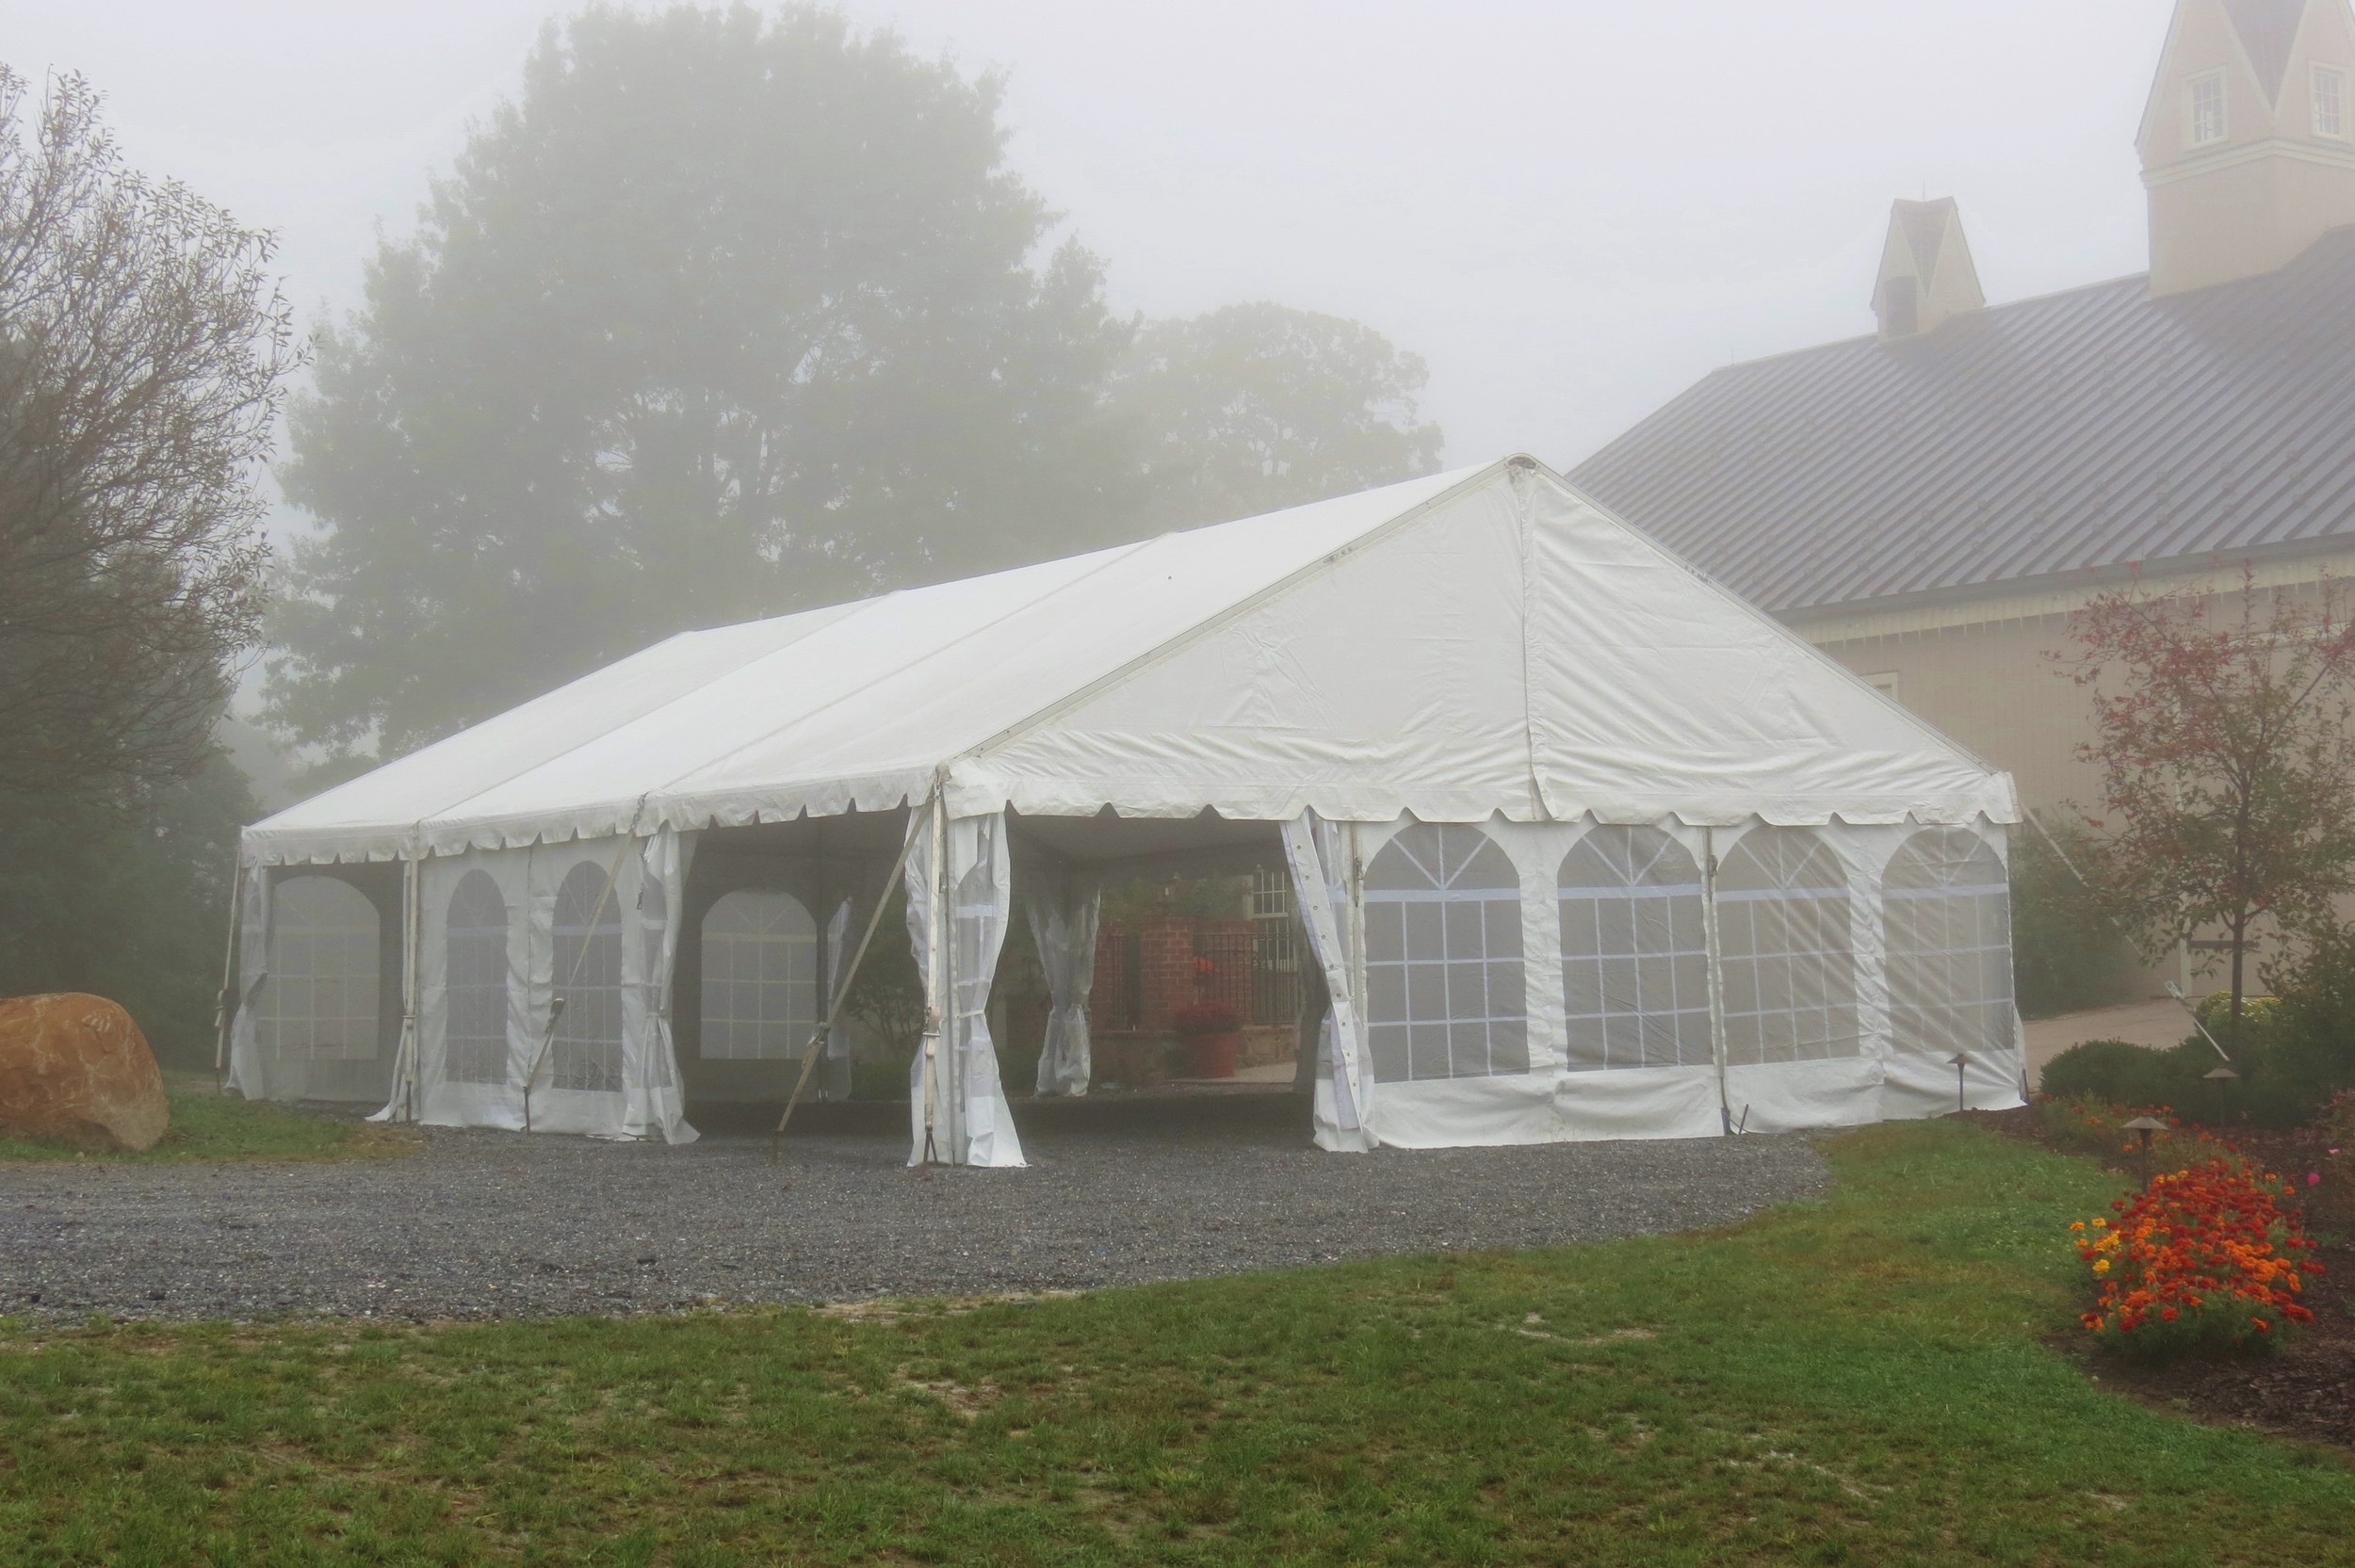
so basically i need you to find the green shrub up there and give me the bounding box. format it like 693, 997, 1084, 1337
2038, 1032, 2317, 1129
2266, 926, 2355, 1105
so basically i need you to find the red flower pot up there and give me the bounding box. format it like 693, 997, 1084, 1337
1185, 1031, 1241, 1078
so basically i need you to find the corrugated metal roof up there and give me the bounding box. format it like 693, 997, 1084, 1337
2226, 0, 2306, 100
1567, 225, 2355, 617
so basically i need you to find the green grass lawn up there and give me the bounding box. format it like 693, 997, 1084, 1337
0, 1085, 414, 1166
1, 1122, 2347, 1565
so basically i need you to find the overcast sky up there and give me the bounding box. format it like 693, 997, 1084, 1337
8, 0, 2165, 471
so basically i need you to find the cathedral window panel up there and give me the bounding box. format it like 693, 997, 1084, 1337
1363, 823, 1528, 1084
1559, 827, 1713, 1072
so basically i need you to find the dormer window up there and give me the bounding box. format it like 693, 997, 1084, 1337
2188, 71, 2227, 146
2316, 66, 2348, 140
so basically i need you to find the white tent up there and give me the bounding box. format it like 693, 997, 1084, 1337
230, 456, 2026, 1159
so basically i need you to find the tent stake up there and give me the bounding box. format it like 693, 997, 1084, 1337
771, 816, 926, 1164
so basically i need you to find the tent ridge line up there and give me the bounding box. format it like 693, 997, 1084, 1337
948, 460, 1519, 778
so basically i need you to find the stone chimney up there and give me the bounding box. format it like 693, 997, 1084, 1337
1872, 198, 1984, 341
2140, 0, 2355, 296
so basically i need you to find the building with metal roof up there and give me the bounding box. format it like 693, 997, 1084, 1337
1569, 0, 2355, 815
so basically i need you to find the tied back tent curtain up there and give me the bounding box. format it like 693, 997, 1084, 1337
1026, 866, 1102, 1097
1282, 811, 1377, 1153
903, 807, 1025, 1167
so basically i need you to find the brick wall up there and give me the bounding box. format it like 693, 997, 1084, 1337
1089, 916, 1262, 1033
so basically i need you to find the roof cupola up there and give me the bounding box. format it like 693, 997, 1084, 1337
2140, 0, 2355, 295
1872, 197, 1984, 341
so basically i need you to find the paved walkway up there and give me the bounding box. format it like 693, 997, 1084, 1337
2022, 997, 2194, 1086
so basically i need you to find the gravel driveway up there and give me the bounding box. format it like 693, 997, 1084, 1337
0, 1091, 1827, 1324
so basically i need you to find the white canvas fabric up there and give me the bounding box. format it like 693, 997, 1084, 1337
241, 459, 2013, 871
224, 869, 270, 1099
1025, 868, 1101, 1097
234, 456, 2022, 1156
904, 807, 1024, 1168
628, 827, 698, 1143
1314, 812, 2024, 1150
1281, 812, 1377, 1153
231, 871, 395, 1105
391, 837, 702, 1141
413, 845, 533, 1130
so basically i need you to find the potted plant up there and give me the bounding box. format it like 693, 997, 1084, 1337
1172, 1000, 1243, 1078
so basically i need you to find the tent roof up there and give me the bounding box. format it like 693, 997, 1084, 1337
244, 458, 2016, 865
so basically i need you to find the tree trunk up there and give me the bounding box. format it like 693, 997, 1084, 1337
2228, 911, 2249, 1051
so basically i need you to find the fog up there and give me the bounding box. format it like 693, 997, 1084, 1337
8, 0, 2161, 466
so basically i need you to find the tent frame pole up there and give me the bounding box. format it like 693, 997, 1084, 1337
391, 854, 422, 1122
1701, 827, 1734, 1135
771, 815, 926, 1160
919, 787, 950, 1165
211, 859, 248, 1086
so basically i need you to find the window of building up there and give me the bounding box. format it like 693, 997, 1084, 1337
1715, 827, 1860, 1065
1559, 827, 1712, 1072
444, 871, 509, 1085
1364, 822, 1528, 1083
258, 875, 381, 1061
551, 862, 625, 1092
699, 889, 819, 1060
1864, 671, 1901, 703
1883, 828, 2014, 1059
2188, 70, 2227, 146
2317, 65, 2347, 139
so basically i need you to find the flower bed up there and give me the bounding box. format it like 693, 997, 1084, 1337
2036, 1092, 2237, 1168
2075, 1156, 2323, 1360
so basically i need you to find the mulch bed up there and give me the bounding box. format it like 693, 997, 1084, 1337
1959, 1104, 2355, 1451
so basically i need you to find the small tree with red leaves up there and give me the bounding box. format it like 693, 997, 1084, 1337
2062, 572, 2355, 1044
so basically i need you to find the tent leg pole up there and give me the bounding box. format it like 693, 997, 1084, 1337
1702, 827, 1733, 1136
402, 855, 423, 1123
212, 860, 247, 1087
923, 788, 950, 1166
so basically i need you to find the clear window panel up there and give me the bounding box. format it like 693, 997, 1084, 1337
1363, 823, 1528, 1084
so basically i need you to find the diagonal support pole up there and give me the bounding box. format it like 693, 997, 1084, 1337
771, 811, 927, 1164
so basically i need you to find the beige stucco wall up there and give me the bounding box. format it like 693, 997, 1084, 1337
1795, 554, 2355, 999
1810, 613, 2095, 813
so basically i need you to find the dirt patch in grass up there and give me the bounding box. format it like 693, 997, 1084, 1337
1961, 1104, 2355, 1452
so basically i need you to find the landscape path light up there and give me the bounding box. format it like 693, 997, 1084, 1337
2121, 1114, 2168, 1188
1949, 1053, 1971, 1114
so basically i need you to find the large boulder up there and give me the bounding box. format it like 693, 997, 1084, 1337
0, 994, 170, 1152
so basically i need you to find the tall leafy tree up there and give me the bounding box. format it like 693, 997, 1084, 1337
2062, 573, 2355, 1042
1111, 301, 1444, 531
0, 68, 284, 1047
271, 5, 1137, 763
0, 68, 292, 804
